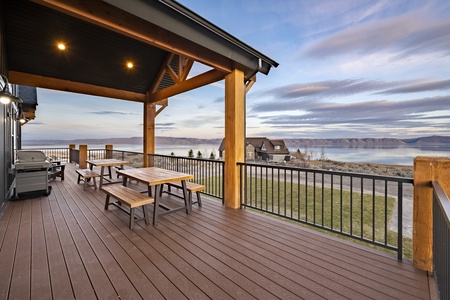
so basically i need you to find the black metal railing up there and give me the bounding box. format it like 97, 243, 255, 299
22, 147, 71, 162
87, 148, 107, 160
148, 154, 224, 202
238, 162, 413, 260
432, 181, 450, 300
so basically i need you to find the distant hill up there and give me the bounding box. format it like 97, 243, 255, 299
22, 136, 223, 146
284, 138, 405, 148
22, 135, 450, 149
284, 135, 450, 149
401, 135, 450, 144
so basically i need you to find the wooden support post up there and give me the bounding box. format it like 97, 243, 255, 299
143, 101, 156, 167
79, 144, 88, 169
105, 144, 113, 159
224, 69, 245, 209
413, 156, 450, 271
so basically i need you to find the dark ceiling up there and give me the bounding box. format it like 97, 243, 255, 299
5, 0, 176, 95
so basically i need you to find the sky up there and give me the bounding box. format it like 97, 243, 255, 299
23, 0, 450, 141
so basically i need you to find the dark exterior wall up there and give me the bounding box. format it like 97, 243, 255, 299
1, 0, 7, 212
0, 0, 17, 211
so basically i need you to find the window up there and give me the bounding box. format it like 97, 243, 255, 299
274, 145, 281, 150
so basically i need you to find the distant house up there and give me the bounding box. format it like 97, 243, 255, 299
219, 137, 290, 162
16, 85, 38, 122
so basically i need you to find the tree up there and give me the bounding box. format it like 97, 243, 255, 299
209, 151, 216, 160
196, 150, 203, 158
170, 152, 175, 156
188, 149, 194, 158
293, 149, 303, 159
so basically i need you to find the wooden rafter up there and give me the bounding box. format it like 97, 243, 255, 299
165, 54, 194, 84
245, 75, 257, 94
146, 69, 227, 103
155, 99, 168, 117
179, 56, 194, 82
9, 71, 145, 102
150, 53, 174, 94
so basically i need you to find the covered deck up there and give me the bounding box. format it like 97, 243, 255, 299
0, 163, 433, 299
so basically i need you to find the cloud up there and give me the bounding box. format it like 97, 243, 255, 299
213, 96, 224, 103
250, 78, 450, 113
257, 96, 450, 129
354, 0, 392, 23
88, 110, 139, 115
157, 122, 175, 126
156, 122, 176, 130
260, 79, 393, 100
377, 79, 450, 94
302, 12, 450, 60
26, 121, 45, 125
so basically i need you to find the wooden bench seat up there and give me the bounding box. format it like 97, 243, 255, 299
76, 169, 100, 190
165, 181, 205, 207
49, 163, 65, 181
101, 185, 154, 229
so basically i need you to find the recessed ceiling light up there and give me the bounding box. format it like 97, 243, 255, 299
126, 62, 134, 69
57, 43, 66, 50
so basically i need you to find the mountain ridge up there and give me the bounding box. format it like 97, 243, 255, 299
284, 135, 450, 148
22, 135, 450, 147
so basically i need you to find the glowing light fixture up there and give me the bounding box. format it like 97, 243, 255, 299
19, 116, 28, 124
126, 61, 134, 69
57, 43, 66, 50
0, 95, 11, 104
0, 75, 23, 105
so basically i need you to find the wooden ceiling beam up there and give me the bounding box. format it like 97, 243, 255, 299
9, 71, 145, 102
150, 53, 174, 94
155, 99, 168, 117
245, 75, 257, 93
180, 57, 194, 82
146, 69, 226, 103
32, 0, 234, 74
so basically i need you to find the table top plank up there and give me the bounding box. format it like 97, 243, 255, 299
117, 167, 193, 186
86, 159, 129, 167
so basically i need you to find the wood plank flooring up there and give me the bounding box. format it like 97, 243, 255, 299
0, 163, 433, 299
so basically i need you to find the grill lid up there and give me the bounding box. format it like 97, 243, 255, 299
16, 150, 48, 162
15, 150, 52, 169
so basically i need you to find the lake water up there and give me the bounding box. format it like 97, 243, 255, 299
301, 145, 450, 165
23, 143, 450, 166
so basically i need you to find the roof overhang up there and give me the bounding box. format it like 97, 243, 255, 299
3, 0, 278, 103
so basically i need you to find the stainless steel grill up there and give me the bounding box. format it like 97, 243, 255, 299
15, 150, 53, 198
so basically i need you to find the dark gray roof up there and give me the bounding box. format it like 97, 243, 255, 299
16, 85, 37, 105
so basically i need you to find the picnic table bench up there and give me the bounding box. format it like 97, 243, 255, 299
76, 169, 100, 190
165, 181, 205, 207
101, 185, 154, 229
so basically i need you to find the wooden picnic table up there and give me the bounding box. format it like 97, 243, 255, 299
116, 167, 194, 225
86, 159, 129, 188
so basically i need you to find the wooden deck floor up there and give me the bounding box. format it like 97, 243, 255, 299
0, 163, 433, 299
